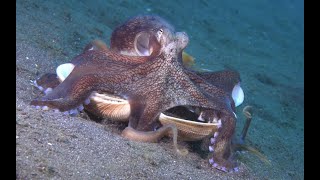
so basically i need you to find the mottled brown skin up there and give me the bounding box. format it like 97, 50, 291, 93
31, 15, 241, 172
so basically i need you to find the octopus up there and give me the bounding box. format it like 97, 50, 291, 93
31, 15, 245, 172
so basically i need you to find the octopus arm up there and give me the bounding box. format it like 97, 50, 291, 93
194, 70, 241, 97
31, 73, 98, 112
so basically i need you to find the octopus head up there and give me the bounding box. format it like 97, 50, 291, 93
110, 15, 176, 57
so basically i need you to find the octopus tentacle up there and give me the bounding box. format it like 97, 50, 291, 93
195, 70, 241, 95
30, 48, 153, 113
208, 113, 238, 172
31, 74, 99, 112
121, 124, 188, 156
32, 73, 60, 95
185, 70, 239, 114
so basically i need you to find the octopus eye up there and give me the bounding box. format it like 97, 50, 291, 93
134, 32, 152, 56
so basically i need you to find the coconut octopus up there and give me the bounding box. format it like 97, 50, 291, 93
30, 15, 245, 172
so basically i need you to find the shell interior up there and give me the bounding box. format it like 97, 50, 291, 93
159, 106, 219, 141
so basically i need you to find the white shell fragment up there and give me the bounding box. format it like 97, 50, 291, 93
232, 82, 244, 107
56, 63, 75, 82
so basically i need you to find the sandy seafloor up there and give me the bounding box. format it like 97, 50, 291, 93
16, 0, 304, 179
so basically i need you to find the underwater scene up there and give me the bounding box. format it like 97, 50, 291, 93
16, 0, 304, 179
